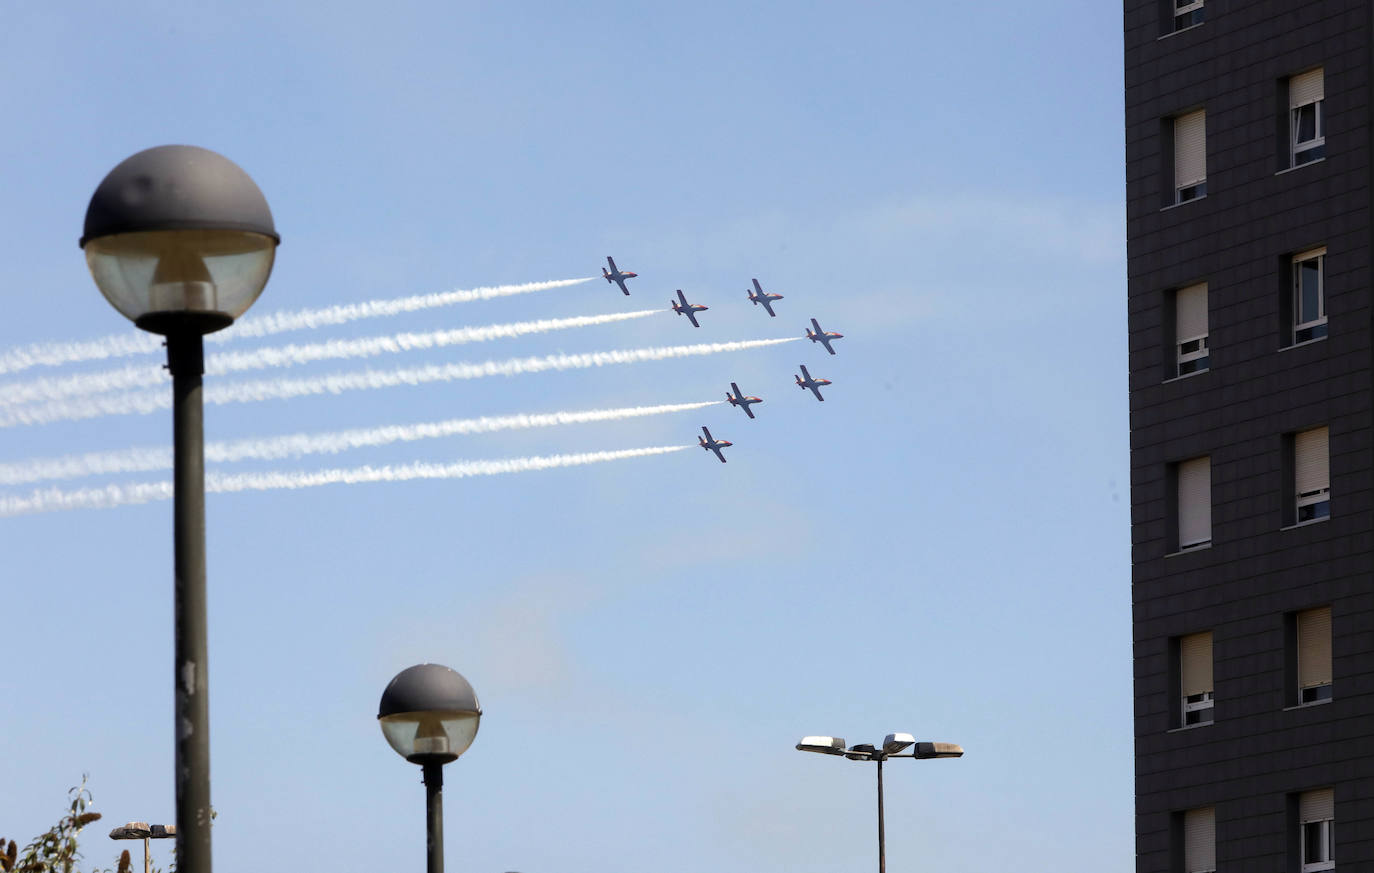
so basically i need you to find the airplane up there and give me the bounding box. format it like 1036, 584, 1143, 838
795, 364, 831, 401
805, 317, 844, 355
698, 426, 732, 463
671, 290, 708, 328
726, 382, 763, 419
602, 256, 637, 295
746, 278, 783, 317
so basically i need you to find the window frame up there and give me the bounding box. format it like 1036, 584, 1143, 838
1294, 607, 1333, 707
1290, 69, 1326, 168
1292, 248, 1328, 345
1175, 456, 1212, 551
1173, 110, 1207, 204
1175, 283, 1210, 377
1173, 0, 1204, 31
1299, 789, 1335, 872
1294, 426, 1331, 525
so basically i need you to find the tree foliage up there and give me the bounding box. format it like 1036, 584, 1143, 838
0, 778, 165, 873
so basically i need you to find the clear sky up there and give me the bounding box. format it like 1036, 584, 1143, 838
0, 2, 1128, 871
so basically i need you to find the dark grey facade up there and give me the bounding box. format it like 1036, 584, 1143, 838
1127, 2, 1374, 872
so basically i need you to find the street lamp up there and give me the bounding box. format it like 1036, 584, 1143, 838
109, 822, 175, 873
379, 664, 482, 873
82, 145, 278, 873
796, 733, 963, 873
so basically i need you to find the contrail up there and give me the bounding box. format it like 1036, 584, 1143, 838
0, 446, 689, 517
0, 400, 722, 485
0, 308, 661, 407
0, 337, 800, 428
0, 277, 592, 376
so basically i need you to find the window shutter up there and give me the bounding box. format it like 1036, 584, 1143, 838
1295, 427, 1330, 495
1176, 283, 1208, 341
1298, 607, 1333, 688
1180, 631, 1213, 697
1184, 806, 1216, 872
1178, 456, 1211, 547
1291, 69, 1325, 108
1301, 788, 1334, 823
1175, 110, 1207, 187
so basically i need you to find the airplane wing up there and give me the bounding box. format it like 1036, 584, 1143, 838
607, 256, 618, 272
701, 426, 713, 441
615, 278, 629, 295
811, 318, 823, 333
810, 385, 825, 401
686, 311, 700, 328
799, 364, 811, 379
712, 447, 727, 463
743, 404, 755, 419
760, 298, 776, 317
730, 383, 741, 398
752, 278, 763, 294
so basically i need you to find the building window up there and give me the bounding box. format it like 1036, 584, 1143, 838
1292, 248, 1327, 344
1290, 69, 1325, 167
1174, 110, 1207, 203
1299, 788, 1334, 871
1184, 806, 1216, 873
1179, 631, 1214, 726
1175, 456, 1211, 550
1175, 283, 1209, 376
1295, 607, 1333, 705
1173, 0, 1204, 31
1294, 427, 1331, 523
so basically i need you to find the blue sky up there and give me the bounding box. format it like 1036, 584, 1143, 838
0, 2, 1127, 871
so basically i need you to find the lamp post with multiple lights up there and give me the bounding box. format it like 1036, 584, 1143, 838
379, 664, 483, 873
796, 733, 963, 873
109, 822, 176, 873
81, 145, 279, 873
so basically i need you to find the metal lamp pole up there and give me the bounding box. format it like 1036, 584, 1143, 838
796, 734, 964, 873
82, 145, 279, 873
379, 664, 483, 873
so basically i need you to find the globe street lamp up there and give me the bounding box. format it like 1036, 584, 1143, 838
81, 145, 278, 873
379, 664, 482, 873
796, 733, 963, 873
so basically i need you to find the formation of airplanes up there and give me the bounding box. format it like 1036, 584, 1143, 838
601, 256, 844, 464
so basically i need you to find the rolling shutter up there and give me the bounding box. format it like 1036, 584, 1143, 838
1176, 283, 1208, 342
1295, 427, 1330, 495
1301, 788, 1334, 823
1178, 456, 1211, 547
1175, 110, 1207, 188
1298, 607, 1332, 689
1290, 69, 1325, 109
1184, 807, 1216, 872
1181, 632, 1213, 698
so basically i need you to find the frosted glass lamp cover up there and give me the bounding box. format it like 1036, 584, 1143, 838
80, 145, 278, 336
378, 664, 481, 765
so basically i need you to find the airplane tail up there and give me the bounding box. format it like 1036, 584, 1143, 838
749, 292, 757, 305
602, 269, 611, 282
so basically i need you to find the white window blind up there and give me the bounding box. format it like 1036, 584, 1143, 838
1184, 806, 1216, 873
1176, 283, 1208, 341
1298, 607, 1333, 689
1296, 427, 1330, 495
1301, 788, 1334, 823
1181, 632, 1213, 698
1291, 69, 1325, 108
1175, 110, 1207, 188
1178, 456, 1211, 547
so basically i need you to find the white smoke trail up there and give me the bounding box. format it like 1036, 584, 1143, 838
0, 446, 689, 517
0, 401, 721, 485
0, 337, 800, 428
0, 308, 661, 407
0, 277, 591, 376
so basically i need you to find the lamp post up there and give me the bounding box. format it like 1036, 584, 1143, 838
109, 822, 176, 873
796, 733, 963, 873
81, 145, 279, 873
379, 664, 482, 873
